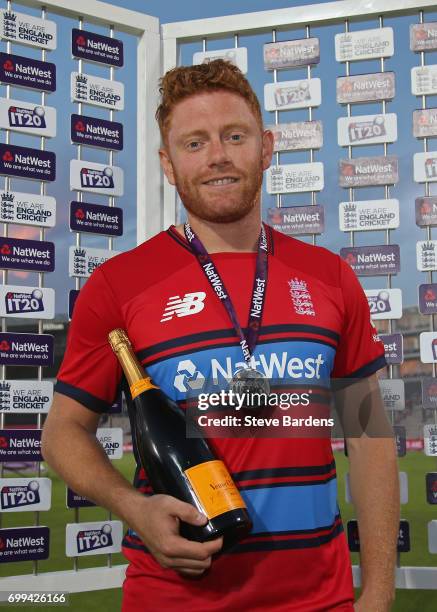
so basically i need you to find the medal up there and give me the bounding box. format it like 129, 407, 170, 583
184, 222, 270, 410
230, 367, 270, 410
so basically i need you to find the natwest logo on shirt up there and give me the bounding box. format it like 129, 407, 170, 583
160, 292, 206, 322
173, 350, 327, 392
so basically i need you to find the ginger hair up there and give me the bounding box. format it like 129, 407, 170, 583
156, 59, 263, 144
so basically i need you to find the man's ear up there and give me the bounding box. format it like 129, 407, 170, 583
261, 129, 275, 171
159, 148, 176, 186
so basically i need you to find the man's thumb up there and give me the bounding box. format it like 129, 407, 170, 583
172, 499, 207, 526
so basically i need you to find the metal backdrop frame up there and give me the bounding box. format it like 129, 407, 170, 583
0, 0, 436, 596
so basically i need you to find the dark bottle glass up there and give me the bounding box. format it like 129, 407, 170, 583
108, 328, 252, 549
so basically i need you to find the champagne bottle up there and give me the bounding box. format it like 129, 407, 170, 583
108, 328, 252, 548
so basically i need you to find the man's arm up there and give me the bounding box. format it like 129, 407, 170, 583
42, 392, 142, 515
337, 373, 400, 611
42, 392, 222, 576
348, 434, 399, 611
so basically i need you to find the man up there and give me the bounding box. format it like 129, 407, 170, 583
42, 60, 399, 611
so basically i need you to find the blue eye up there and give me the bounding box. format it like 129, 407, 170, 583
187, 141, 200, 150
230, 134, 242, 141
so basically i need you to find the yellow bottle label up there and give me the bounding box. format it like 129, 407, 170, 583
130, 377, 158, 399
184, 459, 247, 520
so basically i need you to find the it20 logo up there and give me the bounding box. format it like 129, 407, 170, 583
80, 167, 114, 189
1, 481, 40, 510
77, 524, 113, 553
8, 105, 46, 129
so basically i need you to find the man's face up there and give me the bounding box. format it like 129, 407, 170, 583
159, 90, 274, 224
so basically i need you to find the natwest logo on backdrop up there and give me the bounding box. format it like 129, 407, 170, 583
71, 114, 123, 150
410, 22, 437, 52
378, 333, 403, 365
0, 237, 54, 272
263, 38, 320, 70
426, 473, 437, 505
68, 289, 80, 320
0, 332, 54, 367
267, 205, 324, 235
0, 526, 49, 562
336, 71, 395, 104
0, 429, 42, 461
0, 143, 55, 181
419, 283, 437, 314
72, 28, 123, 67
413, 109, 437, 138
416, 196, 437, 226
339, 155, 399, 188
347, 520, 410, 553
70, 201, 123, 237
0, 52, 56, 92
66, 487, 96, 509
422, 377, 437, 409
0, 10, 56, 50
340, 244, 400, 276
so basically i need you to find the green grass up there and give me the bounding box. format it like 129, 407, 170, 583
0, 451, 436, 611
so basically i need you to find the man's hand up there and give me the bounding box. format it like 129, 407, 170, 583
126, 493, 223, 577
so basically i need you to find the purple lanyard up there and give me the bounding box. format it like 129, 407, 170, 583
184, 221, 268, 366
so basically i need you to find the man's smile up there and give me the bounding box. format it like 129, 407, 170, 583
202, 177, 240, 187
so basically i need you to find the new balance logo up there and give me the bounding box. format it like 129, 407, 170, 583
160, 292, 206, 322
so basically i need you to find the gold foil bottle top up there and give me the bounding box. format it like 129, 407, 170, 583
108, 328, 131, 353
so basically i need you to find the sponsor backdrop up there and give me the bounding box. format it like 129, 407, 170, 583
0, 2, 127, 576
183, 7, 437, 564
1, 0, 437, 595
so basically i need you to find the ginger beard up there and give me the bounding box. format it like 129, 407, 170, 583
172, 156, 264, 224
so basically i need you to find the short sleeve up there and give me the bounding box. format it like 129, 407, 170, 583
332, 258, 386, 379
55, 266, 124, 413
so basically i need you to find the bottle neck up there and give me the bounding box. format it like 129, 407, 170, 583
115, 345, 147, 388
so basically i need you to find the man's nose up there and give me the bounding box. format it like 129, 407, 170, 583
208, 138, 231, 166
